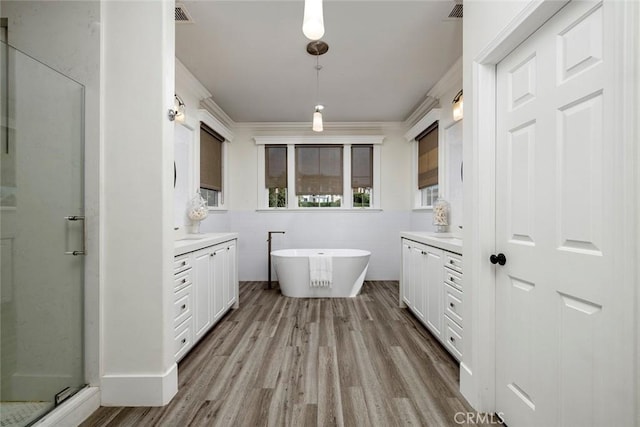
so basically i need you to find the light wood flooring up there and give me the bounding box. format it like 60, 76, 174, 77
82, 281, 496, 427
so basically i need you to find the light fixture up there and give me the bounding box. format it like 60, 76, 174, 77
452, 90, 463, 121
307, 41, 329, 132
302, 0, 325, 41
313, 105, 324, 132
168, 94, 186, 123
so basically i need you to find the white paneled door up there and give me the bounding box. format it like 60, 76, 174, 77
495, 1, 631, 426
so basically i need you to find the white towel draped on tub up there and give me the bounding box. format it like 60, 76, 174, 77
309, 254, 333, 288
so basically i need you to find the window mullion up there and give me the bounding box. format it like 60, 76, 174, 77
286, 144, 297, 208
343, 144, 352, 209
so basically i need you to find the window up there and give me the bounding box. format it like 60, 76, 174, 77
255, 136, 383, 210
417, 122, 439, 207
200, 122, 224, 207
352, 145, 373, 208
265, 145, 287, 208
296, 145, 343, 207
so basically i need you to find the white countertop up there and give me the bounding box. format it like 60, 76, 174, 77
400, 231, 463, 254
174, 232, 239, 256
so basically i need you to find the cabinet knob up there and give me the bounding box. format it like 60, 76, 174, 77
181, 304, 186, 310
449, 260, 454, 264
450, 276, 455, 282
181, 338, 187, 344
450, 336, 455, 342
182, 278, 186, 283
449, 302, 455, 308
181, 261, 186, 266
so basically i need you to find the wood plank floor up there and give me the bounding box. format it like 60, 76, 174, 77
82, 281, 497, 427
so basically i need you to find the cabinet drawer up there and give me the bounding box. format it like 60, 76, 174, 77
174, 317, 193, 361
444, 253, 463, 274
174, 254, 192, 274
444, 283, 463, 326
444, 268, 463, 291
444, 316, 463, 361
174, 285, 193, 328
174, 268, 193, 292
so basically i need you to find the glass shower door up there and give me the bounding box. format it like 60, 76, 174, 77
1, 40, 85, 426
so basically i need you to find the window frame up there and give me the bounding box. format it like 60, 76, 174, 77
196, 109, 232, 210
405, 108, 444, 210
255, 136, 383, 210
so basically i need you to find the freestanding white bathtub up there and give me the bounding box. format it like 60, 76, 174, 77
271, 249, 371, 298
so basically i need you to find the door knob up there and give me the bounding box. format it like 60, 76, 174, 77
489, 253, 507, 266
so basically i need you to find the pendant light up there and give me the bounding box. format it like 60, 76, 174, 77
307, 41, 329, 132
302, 0, 325, 41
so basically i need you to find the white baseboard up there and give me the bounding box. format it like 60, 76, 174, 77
32, 387, 100, 427
459, 361, 478, 409
100, 363, 178, 406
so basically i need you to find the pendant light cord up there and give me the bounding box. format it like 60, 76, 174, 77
315, 55, 320, 108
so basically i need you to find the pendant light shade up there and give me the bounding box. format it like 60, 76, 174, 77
313, 106, 324, 132
303, 0, 325, 41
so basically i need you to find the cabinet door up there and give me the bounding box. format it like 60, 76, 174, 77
211, 245, 227, 321
401, 241, 413, 307
411, 245, 426, 320
225, 241, 237, 308
193, 248, 212, 340
424, 247, 443, 338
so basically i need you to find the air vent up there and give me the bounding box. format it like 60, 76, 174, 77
448, 4, 463, 18
175, 4, 194, 23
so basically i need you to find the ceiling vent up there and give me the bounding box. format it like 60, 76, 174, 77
175, 4, 194, 24
448, 4, 463, 19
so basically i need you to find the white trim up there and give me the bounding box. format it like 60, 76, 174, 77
404, 108, 441, 142
101, 363, 178, 406
254, 135, 384, 145
198, 109, 233, 143
255, 208, 383, 213
463, 0, 638, 419
175, 58, 211, 101
32, 387, 100, 427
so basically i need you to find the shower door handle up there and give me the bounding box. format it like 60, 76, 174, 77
64, 215, 86, 256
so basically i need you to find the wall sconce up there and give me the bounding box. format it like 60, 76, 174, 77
168, 94, 186, 123
452, 90, 463, 121
302, 0, 325, 41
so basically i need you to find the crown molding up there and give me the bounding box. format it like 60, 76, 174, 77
200, 97, 236, 131
175, 58, 211, 101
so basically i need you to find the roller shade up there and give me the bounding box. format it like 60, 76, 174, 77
200, 123, 223, 191
417, 122, 438, 189
295, 145, 343, 195
265, 145, 287, 188
351, 145, 373, 188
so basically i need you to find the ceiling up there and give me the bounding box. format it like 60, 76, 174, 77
175, 1, 462, 123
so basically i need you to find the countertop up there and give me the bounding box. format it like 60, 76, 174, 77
174, 232, 239, 256
400, 231, 462, 254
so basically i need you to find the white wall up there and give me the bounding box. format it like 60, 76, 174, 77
198, 124, 413, 281
100, 0, 177, 405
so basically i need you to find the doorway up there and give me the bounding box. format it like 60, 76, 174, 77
490, 1, 636, 425
0, 40, 85, 426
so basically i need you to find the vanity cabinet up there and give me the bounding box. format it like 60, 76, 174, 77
402, 240, 444, 339
174, 237, 238, 361
401, 234, 463, 361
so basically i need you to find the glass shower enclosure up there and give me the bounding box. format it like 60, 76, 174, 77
1, 38, 85, 426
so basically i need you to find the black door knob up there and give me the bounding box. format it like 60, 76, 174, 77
490, 253, 507, 266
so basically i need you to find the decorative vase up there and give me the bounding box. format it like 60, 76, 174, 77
432, 198, 450, 233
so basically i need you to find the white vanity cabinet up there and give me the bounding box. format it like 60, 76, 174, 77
400, 232, 463, 361
401, 240, 444, 339
174, 234, 239, 362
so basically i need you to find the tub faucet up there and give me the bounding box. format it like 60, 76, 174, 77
267, 231, 285, 289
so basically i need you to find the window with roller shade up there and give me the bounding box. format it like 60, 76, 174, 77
296, 145, 343, 207
417, 122, 439, 207
265, 145, 287, 208
352, 145, 373, 207
200, 123, 224, 207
